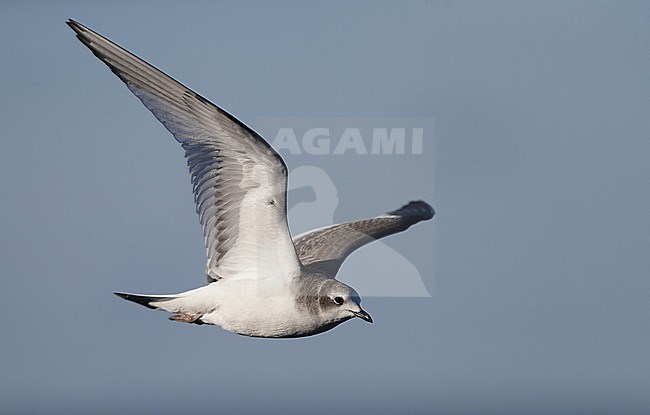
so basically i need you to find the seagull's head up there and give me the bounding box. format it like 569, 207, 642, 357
319, 279, 373, 324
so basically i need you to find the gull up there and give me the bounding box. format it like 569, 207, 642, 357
67, 20, 435, 338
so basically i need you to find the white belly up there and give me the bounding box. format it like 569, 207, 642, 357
196, 279, 323, 338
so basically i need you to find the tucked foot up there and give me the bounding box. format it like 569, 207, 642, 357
169, 313, 204, 325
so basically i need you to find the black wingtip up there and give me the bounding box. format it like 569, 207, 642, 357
66, 19, 93, 48
66, 19, 83, 32
388, 200, 435, 220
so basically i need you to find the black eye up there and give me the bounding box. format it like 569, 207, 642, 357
334, 296, 344, 305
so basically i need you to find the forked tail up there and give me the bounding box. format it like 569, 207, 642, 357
114, 292, 179, 310
114, 291, 206, 325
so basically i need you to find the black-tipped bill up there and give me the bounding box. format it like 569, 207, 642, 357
353, 309, 373, 323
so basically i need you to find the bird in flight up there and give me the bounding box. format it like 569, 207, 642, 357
67, 20, 434, 338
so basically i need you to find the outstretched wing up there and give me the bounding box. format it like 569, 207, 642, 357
68, 20, 301, 282
293, 201, 434, 278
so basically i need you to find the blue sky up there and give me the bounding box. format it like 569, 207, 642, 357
1, 1, 649, 413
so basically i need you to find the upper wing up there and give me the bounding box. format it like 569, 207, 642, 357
293, 201, 434, 278
68, 20, 301, 282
